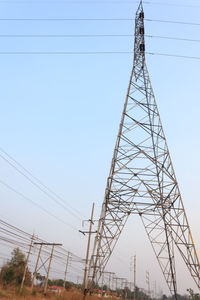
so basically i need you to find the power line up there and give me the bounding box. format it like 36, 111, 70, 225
0, 0, 199, 7
0, 51, 133, 54
147, 52, 200, 60
0, 179, 79, 231
0, 18, 134, 21
0, 151, 83, 221
0, 217, 83, 262
0, 219, 32, 238
0, 34, 200, 44
0, 18, 199, 26
144, 1, 200, 7
0, 51, 199, 61
0, 218, 89, 284
0, 0, 141, 3
145, 18, 200, 26
0, 147, 84, 220
146, 34, 200, 43
0, 34, 134, 38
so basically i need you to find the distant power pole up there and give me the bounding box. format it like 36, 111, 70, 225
112, 273, 115, 291
81, 203, 97, 300
44, 244, 55, 295
101, 271, 104, 288
120, 278, 126, 289
154, 281, 157, 299
146, 271, 150, 300
130, 254, 136, 297
31, 243, 43, 292
63, 251, 71, 289
113, 277, 119, 291
31, 242, 62, 295
104, 271, 115, 290
20, 234, 34, 292
134, 255, 136, 300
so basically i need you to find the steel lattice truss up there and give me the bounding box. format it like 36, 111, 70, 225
88, 1, 200, 297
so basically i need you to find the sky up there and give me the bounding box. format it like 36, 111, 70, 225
0, 0, 200, 296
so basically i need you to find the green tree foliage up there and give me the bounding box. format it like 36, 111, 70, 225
162, 292, 190, 300
0, 248, 31, 287
48, 278, 64, 287
187, 288, 200, 300
102, 284, 108, 291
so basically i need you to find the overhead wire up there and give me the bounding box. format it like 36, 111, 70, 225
0, 218, 84, 277
145, 18, 200, 26
0, 152, 83, 222
0, 51, 199, 61
0, 227, 32, 243
0, 34, 199, 44
147, 52, 200, 60
0, 219, 33, 238
0, 218, 83, 261
0, 34, 134, 38
0, 179, 79, 231
0, 18, 134, 21
0, 0, 199, 7
146, 34, 200, 43
0, 18, 199, 26
0, 218, 125, 285
0, 147, 84, 220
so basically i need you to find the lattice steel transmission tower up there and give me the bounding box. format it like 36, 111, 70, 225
87, 1, 200, 298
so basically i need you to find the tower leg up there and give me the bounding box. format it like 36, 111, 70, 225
141, 212, 177, 298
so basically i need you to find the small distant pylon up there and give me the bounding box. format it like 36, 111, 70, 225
87, 0, 200, 298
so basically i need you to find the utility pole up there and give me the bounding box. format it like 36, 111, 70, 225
130, 254, 136, 297
118, 278, 125, 298
120, 278, 124, 289
101, 271, 104, 288
109, 273, 111, 291
31, 242, 62, 295
20, 234, 34, 293
134, 254, 136, 300
146, 271, 150, 300
44, 244, 55, 295
43, 243, 62, 295
113, 277, 118, 291
31, 243, 43, 292
63, 251, 70, 289
128, 282, 132, 291
154, 281, 157, 299
125, 279, 128, 300
82, 203, 95, 300
112, 273, 115, 291
104, 271, 114, 290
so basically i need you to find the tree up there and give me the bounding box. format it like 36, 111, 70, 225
0, 248, 31, 287
187, 288, 200, 300
102, 284, 108, 291
48, 279, 64, 287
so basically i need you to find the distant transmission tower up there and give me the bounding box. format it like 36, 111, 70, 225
87, 0, 200, 298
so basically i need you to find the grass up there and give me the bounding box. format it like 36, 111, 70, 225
0, 286, 114, 300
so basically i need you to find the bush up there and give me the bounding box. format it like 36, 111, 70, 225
0, 248, 31, 287
32, 289, 37, 296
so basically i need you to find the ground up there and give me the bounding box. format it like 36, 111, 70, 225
0, 286, 114, 300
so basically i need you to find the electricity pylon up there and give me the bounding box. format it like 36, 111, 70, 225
88, 1, 200, 298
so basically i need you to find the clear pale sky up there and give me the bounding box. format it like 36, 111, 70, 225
0, 0, 200, 296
